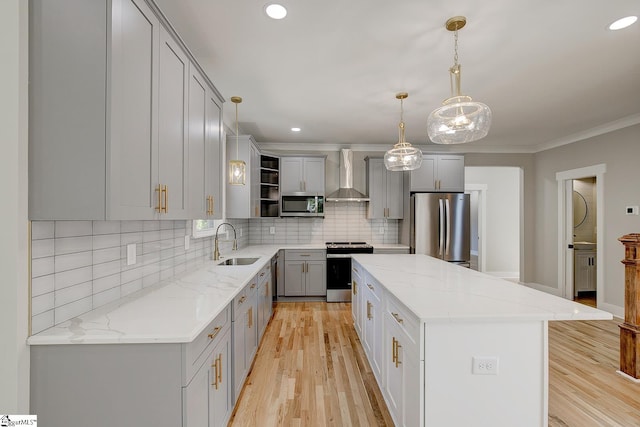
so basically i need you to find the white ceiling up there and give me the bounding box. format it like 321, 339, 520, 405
154, 0, 640, 153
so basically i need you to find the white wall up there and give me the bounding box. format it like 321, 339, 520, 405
0, 0, 30, 412
465, 167, 521, 278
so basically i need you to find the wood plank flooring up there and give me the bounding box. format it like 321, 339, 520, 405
230, 302, 640, 427
229, 302, 394, 426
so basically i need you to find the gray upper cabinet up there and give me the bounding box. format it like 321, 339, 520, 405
188, 64, 222, 220
29, 0, 224, 220
410, 154, 465, 192
366, 158, 404, 219
226, 135, 260, 219
280, 157, 325, 195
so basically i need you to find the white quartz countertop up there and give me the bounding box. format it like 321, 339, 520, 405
27, 244, 323, 346
352, 254, 613, 322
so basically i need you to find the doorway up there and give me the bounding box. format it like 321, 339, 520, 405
556, 164, 606, 307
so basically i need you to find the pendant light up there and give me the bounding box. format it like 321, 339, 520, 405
228, 96, 246, 185
384, 92, 423, 171
427, 16, 491, 145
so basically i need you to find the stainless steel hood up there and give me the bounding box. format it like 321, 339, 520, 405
326, 149, 369, 202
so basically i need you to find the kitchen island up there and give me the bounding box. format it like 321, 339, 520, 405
350, 253, 612, 427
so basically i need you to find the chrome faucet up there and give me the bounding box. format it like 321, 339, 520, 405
213, 222, 238, 261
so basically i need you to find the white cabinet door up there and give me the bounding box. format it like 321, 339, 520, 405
244, 283, 258, 364
157, 28, 189, 219
383, 318, 403, 424
250, 144, 261, 218
232, 306, 246, 401
188, 65, 208, 219
352, 263, 364, 337
574, 250, 597, 294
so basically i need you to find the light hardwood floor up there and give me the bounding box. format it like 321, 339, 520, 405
230, 302, 640, 427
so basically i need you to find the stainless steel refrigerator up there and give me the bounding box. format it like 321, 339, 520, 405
410, 193, 470, 264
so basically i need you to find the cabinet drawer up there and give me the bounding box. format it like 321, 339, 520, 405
364, 276, 383, 302
184, 303, 230, 384
233, 280, 257, 319
257, 263, 271, 285
285, 249, 326, 261
386, 293, 419, 352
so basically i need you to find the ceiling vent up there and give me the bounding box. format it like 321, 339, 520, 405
326, 149, 369, 202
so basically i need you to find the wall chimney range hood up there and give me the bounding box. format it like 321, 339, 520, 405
326, 149, 369, 202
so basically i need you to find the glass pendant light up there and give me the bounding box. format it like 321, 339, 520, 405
228, 96, 246, 185
427, 16, 491, 145
384, 92, 423, 171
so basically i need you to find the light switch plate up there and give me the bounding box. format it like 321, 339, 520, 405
269, 226, 276, 235
126, 243, 136, 266
184, 235, 190, 250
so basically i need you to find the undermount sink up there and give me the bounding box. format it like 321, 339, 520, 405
217, 257, 260, 266
574, 241, 596, 250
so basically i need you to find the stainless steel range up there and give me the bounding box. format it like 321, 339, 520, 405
326, 242, 374, 302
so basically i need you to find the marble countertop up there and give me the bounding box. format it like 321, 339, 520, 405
352, 254, 613, 323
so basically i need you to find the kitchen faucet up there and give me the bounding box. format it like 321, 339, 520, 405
213, 222, 238, 261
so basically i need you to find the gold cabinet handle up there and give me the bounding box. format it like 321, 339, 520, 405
211, 357, 218, 388
367, 301, 372, 320
395, 338, 402, 368
155, 185, 162, 213
239, 295, 246, 304
211, 196, 214, 216
352, 280, 357, 295
217, 354, 222, 385
367, 283, 374, 291
250, 283, 256, 290
248, 306, 253, 328
260, 272, 265, 277
161, 185, 168, 213
208, 326, 222, 340
391, 312, 403, 324
392, 337, 397, 365
353, 266, 359, 274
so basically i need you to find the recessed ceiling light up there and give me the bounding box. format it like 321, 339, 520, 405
265, 4, 287, 20
291, 127, 301, 132
608, 15, 638, 30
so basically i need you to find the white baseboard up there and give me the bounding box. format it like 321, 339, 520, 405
521, 282, 564, 297
598, 302, 624, 319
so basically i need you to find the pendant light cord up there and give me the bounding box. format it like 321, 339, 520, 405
398, 97, 406, 144
235, 101, 240, 159
449, 27, 462, 97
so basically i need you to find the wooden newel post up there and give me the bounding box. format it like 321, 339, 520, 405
618, 233, 640, 379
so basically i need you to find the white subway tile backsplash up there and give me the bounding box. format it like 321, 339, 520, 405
93, 221, 121, 235
32, 275, 55, 297
55, 266, 92, 290
55, 236, 93, 255
55, 296, 93, 324
32, 292, 55, 316
121, 231, 143, 246
55, 221, 93, 238
55, 251, 92, 273
93, 286, 121, 308
121, 266, 143, 284
93, 247, 121, 265
32, 256, 54, 278
55, 281, 92, 306
93, 234, 121, 250
121, 279, 143, 297
31, 221, 54, 240
31, 310, 54, 335
31, 238, 54, 259
93, 259, 121, 280
93, 273, 120, 294
143, 221, 161, 232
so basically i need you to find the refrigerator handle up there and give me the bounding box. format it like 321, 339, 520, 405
445, 198, 451, 256
438, 199, 445, 256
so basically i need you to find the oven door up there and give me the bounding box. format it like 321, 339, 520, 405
326, 254, 352, 302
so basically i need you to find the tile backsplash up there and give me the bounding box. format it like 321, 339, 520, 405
30, 219, 248, 334
30, 203, 395, 334
247, 202, 399, 245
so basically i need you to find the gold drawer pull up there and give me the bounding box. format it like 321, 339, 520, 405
367, 283, 374, 291
250, 283, 256, 289
208, 326, 222, 340
391, 312, 403, 324
352, 280, 357, 295
239, 295, 246, 304
367, 301, 372, 320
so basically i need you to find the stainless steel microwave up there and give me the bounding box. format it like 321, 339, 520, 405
280, 195, 324, 217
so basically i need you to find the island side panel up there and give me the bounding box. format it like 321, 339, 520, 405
424, 320, 547, 427
31, 343, 183, 427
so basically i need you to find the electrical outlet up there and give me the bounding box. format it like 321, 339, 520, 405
625, 206, 639, 215
472, 356, 499, 375
269, 226, 276, 235
239, 227, 243, 237
379, 227, 385, 234
126, 243, 136, 266
184, 235, 190, 250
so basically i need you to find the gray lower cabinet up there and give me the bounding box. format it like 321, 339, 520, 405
30, 304, 232, 427
257, 263, 273, 340
284, 250, 327, 296
232, 278, 258, 401
29, 0, 223, 220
